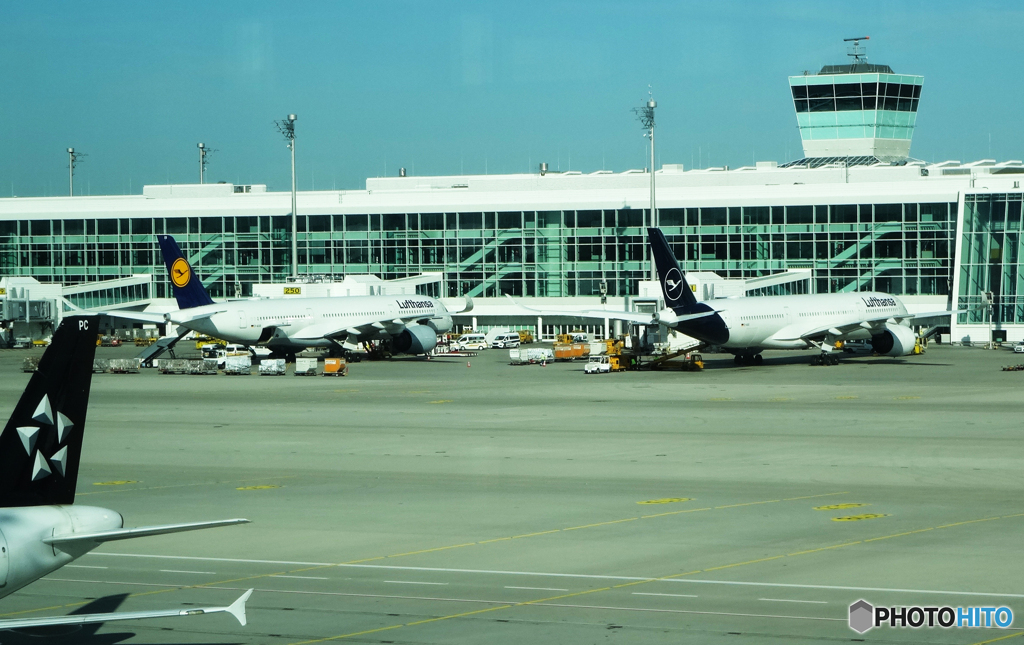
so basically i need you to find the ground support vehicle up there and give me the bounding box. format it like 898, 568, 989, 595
584, 356, 611, 374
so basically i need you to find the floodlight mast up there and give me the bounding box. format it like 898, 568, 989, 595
275, 114, 298, 277
633, 90, 657, 282
197, 143, 216, 184
67, 148, 86, 196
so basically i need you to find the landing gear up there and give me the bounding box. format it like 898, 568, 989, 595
733, 353, 764, 366
811, 351, 839, 366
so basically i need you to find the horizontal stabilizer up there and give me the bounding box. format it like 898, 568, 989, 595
0, 589, 254, 629
45, 518, 249, 556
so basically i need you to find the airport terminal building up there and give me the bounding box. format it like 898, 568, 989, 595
2, 55, 1023, 343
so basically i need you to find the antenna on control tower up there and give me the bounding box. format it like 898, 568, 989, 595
844, 36, 870, 63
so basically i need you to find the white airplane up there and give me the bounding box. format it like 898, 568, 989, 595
0, 315, 253, 630
521, 228, 956, 365
104, 235, 466, 359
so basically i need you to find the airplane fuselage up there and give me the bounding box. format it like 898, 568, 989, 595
672, 291, 909, 353
0, 505, 122, 599
174, 295, 452, 351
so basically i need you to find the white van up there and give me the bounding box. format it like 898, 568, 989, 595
491, 332, 521, 349
456, 333, 488, 350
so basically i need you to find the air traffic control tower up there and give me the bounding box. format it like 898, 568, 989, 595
788, 38, 922, 165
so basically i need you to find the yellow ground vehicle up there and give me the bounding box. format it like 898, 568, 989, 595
517, 330, 534, 344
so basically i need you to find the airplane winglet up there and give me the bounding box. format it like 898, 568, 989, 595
226, 589, 254, 626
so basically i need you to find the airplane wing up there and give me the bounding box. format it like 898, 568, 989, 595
503, 295, 715, 326
86, 309, 226, 326
91, 309, 169, 324
288, 312, 435, 341
44, 519, 249, 557
504, 295, 656, 325
775, 309, 961, 343
0, 589, 253, 629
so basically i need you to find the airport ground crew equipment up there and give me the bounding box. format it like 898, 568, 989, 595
517, 330, 534, 344
509, 347, 554, 365
553, 334, 590, 361
648, 351, 703, 371
22, 357, 39, 372
108, 358, 141, 374
323, 358, 349, 376
259, 358, 286, 375
223, 355, 252, 375
134, 336, 156, 347
294, 357, 318, 375
1002, 364, 1024, 371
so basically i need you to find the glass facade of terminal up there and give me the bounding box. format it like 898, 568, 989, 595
957, 193, 1024, 325
0, 200, 957, 301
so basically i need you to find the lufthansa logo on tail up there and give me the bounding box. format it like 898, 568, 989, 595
663, 267, 685, 301
171, 258, 192, 288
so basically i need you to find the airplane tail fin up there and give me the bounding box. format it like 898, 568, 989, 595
647, 227, 698, 311
0, 315, 98, 507
158, 235, 215, 309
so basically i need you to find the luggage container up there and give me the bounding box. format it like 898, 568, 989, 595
223, 355, 252, 375
187, 359, 218, 375
92, 359, 110, 373
323, 358, 348, 376
294, 357, 318, 376
22, 357, 40, 373
259, 358, 287, 375
158, 359, 187, 374
108, 358, 141, 374
527, 347, 554, 363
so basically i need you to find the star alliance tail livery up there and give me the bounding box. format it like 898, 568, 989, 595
0, 315, 252, 629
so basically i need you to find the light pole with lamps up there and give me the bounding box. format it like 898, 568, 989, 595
275, 114, 298, 278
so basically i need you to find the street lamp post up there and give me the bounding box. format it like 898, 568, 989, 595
275, 114, 298, 278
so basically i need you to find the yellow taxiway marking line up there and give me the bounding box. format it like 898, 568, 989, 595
285, 510, 1024, 644
75, 475, 296, 497
970, 631, 1024, 644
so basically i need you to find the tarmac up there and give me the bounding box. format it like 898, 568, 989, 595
0, 343, 1022, 644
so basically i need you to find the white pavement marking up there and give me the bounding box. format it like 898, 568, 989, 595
759, 598, 828, 604
506, 586, 569, 592
158, 569, 215, 575
633, 592, 698, 598
272, 575, 330, 580
65, 565, 108, 569
384, 580, 449, 586
88, 553, 1024, 599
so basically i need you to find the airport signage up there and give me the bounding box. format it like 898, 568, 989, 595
849, 599, 1013, 633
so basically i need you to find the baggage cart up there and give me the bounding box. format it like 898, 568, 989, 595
323, 358, 348, 376
294, 357, 318, 376
259, 358, 287, 375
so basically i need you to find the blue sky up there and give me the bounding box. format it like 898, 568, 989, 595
3, 1, 1022, 196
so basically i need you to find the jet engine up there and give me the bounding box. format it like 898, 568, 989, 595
393, 324, 438, 355
870, 323, 918, 356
